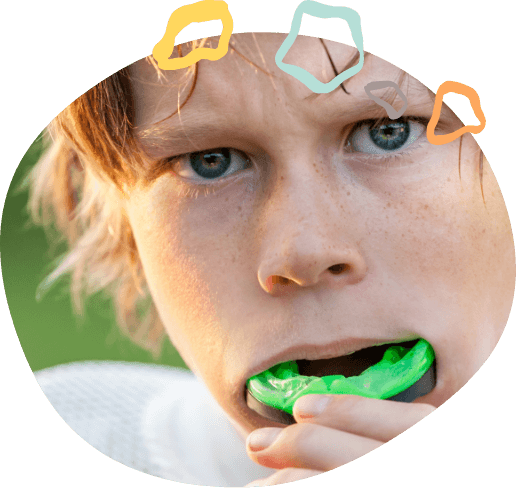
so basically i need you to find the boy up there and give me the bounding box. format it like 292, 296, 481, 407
29, 33, 515, 486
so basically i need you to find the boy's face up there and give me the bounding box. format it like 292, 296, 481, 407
125, 34, 514, 437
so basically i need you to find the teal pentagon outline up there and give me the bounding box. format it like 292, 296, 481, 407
275, 0, 365, 94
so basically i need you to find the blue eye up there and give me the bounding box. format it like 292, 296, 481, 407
349, 119, 425, 154
175, 148, 250, 181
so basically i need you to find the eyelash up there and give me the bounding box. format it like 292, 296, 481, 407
176, 184, 218, 199
168, 115, 441, 198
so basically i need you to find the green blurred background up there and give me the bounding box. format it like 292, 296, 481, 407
1, 134, 188, 373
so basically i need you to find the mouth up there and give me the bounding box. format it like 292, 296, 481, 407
246, 338, 436, 424
243, 336, 420, 398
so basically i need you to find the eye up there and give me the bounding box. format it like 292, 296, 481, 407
174, 148, 251, 181
348, 118, 426, 155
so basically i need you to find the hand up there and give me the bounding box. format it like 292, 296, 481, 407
245, 394, 436, 485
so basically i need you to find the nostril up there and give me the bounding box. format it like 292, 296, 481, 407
267, 276, 291, 288
329, 264, 350, 274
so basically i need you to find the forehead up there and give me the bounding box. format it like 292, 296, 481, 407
129, 33, 430, 141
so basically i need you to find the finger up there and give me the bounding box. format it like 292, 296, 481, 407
246, 423, 383, 471
293, 394, 436, 442
245, 468, 324, 487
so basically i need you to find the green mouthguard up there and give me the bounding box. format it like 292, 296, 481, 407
247, 339, 435, 416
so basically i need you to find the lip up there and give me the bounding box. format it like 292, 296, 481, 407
242, 334, 421, 400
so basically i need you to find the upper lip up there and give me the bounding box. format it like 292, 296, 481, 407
244, 335, 421, 384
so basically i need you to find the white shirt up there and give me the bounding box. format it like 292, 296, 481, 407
35, 361, 276, 486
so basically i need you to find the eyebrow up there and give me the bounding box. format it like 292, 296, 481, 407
136, 92, 433, 159
137, 120, 217, 152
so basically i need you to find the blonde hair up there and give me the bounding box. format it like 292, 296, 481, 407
24, 35, 477, 360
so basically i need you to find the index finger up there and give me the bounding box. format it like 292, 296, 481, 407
293, 394, 436, 442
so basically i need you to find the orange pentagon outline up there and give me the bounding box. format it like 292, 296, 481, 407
427, 81, 486, 145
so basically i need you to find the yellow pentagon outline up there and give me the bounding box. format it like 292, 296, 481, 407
152, 0, 233, 71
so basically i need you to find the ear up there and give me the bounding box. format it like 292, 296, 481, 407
71, 152, 84, 172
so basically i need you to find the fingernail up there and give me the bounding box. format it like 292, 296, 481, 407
247, 428, 282, 452
294, 395, 331, 419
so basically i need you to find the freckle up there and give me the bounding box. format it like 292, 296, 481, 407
347, 192, 350, 196
238, 206, 242, 212
387, 202, 391, 208
225, 196, 229, 202
423, 204, 429, 210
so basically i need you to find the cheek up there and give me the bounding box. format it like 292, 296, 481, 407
464, 165, 516, 335
124, 184, 229, 376
371, 155, 514, 361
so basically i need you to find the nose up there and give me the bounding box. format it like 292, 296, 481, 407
256, 178, 368, 296
254, 145, 367, 295
258, 244, 367, 295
